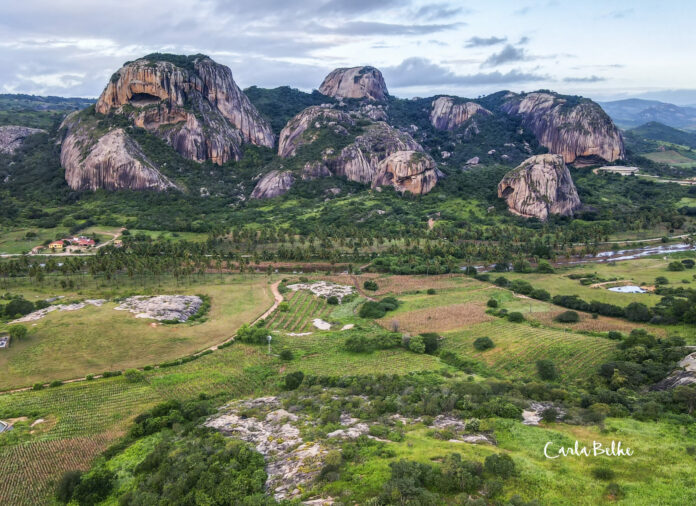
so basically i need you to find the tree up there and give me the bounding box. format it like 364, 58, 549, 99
9, 325, 28, 341
668, 261, 685, 271
284, 371, 304, 390
536, 359, 558, 380
473, 336, 495, 351
555, 311, 579, 323
484, 453, 516, 479
363, 280, 379, 291
508, 312, 525, 323
625, 302, 651, 322
55, 470, 83, 504
486, 298, 498, 308
408, 335, 426, 354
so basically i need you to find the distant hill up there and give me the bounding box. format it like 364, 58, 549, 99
0, 93, 94, 112
627, 121, 696, 149
600, 98, 696, 130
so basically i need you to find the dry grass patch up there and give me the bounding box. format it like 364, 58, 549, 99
533, 310, 667, 337
324, 274, 470, 296
378, 302, 493, 333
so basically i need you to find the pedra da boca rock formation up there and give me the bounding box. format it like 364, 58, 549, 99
319, 66, 389, 101
498, 154, 581, 221
501, 92, 624, 165
60, 53, 274, 191
251, 103, 441, 198
429, 96, 492, 131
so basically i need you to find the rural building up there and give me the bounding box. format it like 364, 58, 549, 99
113, 239, 123, 247
71, 236, 96, 247
48, 241, 64, 250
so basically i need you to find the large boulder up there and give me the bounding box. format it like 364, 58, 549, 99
277, 106, 354, 158
61, 54, 274, 192
430, 97, 491, 130
319, 66, 388, 101
373, 150, 440, 195
0, 125, 45, 154
60, 119, 175, 192
498, 154, 581, 220
501, 92, 624, 165
251, 170, 295, 199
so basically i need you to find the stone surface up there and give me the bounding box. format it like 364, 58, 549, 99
277, 106, 353, 157
319, 66, 388, 101
250, 170, 295, 199
372, 150, 440, 195
501, 92, 625, 164
522, 402, 565, 425
498, 154, 582, 221
11, 299, 106, 323
286, 281, 354, 301
430, 96, 491, 130
114, 295, 202, 322
60, 123, 176, 191
0, 125, 45, 154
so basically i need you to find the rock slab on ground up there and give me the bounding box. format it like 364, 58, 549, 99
114, 295, 202, 322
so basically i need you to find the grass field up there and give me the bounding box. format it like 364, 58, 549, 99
643, 149, 696, 167
0, 275, 274, 390
264, 289, 333, 333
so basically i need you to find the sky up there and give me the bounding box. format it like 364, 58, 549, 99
1, 0, 695, 104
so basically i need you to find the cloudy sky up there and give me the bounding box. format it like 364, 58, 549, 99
1, 0, 694, 103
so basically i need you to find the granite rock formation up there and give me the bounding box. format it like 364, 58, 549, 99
0, 125, 45, 154
277, 106, 353, 158
498, 154, 581, 220
430, 97, 491, 130
501, 92, 624, 165
373, 150, 440, 195
251, 170, 295, 199
319, 66, 388, 101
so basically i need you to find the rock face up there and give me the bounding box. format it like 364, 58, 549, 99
95, 54, 274, 162
319, 66, 388, 101
0, 125, 45, 154
498, 154, 581, 220
502, 92, 624, 165
250, 170, 295, 199
114, 295, 203, 322
277, 106, 353, 157
430, 97, 491, 130
61, 54, 274, 191
60, 116, 175, 191
373, 150, 440, 195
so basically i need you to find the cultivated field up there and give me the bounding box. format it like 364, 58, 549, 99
264, 289, 333, 333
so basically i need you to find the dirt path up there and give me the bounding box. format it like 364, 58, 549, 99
588, 280, 634, 288
0, 280, 284, 396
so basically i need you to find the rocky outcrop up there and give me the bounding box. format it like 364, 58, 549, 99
60, 113, 175, 191
251, 170, 295, 199
0, 125, 45, 154
319, 66, 388, 101
373, 150, 440, 194
430, 96, 491, 130
277, 106, 353, 157
95, 54, 274, 164
501, 92, 624, 165
498, 154, 581, 220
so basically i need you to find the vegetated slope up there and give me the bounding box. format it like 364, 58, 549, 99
601, 98, 696, 130
245, 85, 335, 134
626, 121, 696, 150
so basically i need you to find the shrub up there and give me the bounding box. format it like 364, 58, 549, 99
536, 260, 555, 273
541, 407, 558, 423
284, 371, 304, 390
494, 276, 509, 287
655, 276, 669, 285
419, 333, 440, 354
625, 302, 652, 322
508, 312, 525, 323
427, 288, 436, 295
279, 349, 294, 361
363, 280, 379, 291
326, 296, 339, 305
607, 331, 623, 340
49, 380, 63, 388
668, 261, 685, 271
345, 335, 371, 353
484, 453, 516, 478
55, 470, 83, 504
513, 260, 532, 273
278, 302, 290, 312
530, 288, 551, 301
72, 465, 115, 505
236, 324, 269, 344
408, 335, 426, 354
682, 259, 695, 269
9, 325, 28, 341
592, 466, 615, 480
124, 369, 144, 383
555, 310, 580, 323
473, 336, 495, 351
486, 298, 498, 308
536, 359, 558, 380
604, 483, 625, 500
86, 374, 94, 381
32, 382, 44, 391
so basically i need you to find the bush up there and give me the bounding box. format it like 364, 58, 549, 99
592, 466, 615, 480
326, 296, 339, 305
345, 335, 371, 353
236, 323, 269, 344
32, 382, 44, 391
408, 335, 426, 354
682, 259, 695, 269
284, 371, 304, 390
555, 310, 580, 323
55, 470, 83, 504
278, 302, 290, 312
530, 288, 551, 301
508, 312, 525, 323
486, 298, 498, 308
494, 276, 509, 287
49, 380, 63, 388
124, 369, 144, 383
279, 349, 294, 361
363, 280, 379, 291
607, 331, 623, 340
419, 333, 440, 354
9, 325, 28, 341
655, 276, 669, 285
668, 261, 685, 271
536, 359, 558, 380
484, 453, 516, 478
473, 336, 495, 351
625, 302, 652, 322
541, 407, 558, 423
604, 483, 625, 500
72, 465, 115, 505
536, 260, 555, 273
426, 288, 436, 295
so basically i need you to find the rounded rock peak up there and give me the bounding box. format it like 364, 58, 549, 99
318, 66, 389, 101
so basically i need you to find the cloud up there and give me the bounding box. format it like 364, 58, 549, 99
608, 8, 634, 19
310, 21, 462, 36
482, 44, 527, 67
465, 36, 507, 48
563, 75, 606, 83
383, 57, 547, 87
415, 3, 466, 21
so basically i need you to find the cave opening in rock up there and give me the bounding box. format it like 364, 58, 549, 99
501, 186, 514, 198
129, 93, 161, 107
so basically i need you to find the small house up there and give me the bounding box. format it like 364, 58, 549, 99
113, 239, 123, 247
72, 236, 96, 247
48, 241, 64, 250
